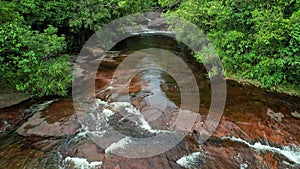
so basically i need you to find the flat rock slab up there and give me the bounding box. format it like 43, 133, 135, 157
17, 100, 81, 137
0, 90, 30, 109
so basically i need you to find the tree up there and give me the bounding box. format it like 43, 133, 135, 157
161, 0, 300, 90
0, 1, 71, 96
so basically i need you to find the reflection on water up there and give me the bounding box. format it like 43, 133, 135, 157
0, 35, 299, 168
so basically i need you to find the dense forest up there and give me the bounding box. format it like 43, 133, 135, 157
1, 0, 299, 97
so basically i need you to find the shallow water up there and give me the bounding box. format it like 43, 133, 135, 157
0, 35, 300, 169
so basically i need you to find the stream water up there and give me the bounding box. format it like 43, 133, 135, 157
0, 35, 300, 169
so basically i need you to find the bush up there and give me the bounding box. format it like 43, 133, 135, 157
161, 0, 300, 90
14, 0, 158, 47
1, 0, 158, 97
0, 20, 71, 96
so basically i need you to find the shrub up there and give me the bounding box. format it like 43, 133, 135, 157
161, 0, 300, 89
0, 20, 71, 96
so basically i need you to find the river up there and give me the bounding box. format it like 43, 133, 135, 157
0, 35, 299, 169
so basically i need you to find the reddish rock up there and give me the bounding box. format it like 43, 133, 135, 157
0, 103, 27, 136
17, 100, 81, 137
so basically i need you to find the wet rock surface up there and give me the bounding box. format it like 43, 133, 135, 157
0, 98, 38, 136
0, 89, 30, 109
17, 100, 81, 137
0, 35, 299, 169
0, 106, 25, 135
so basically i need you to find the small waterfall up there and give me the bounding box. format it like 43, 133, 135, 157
222, 136, 300, 165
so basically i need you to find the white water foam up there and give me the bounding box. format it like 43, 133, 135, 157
61, 156, 102, 169
222, 136, 300, 165
110, 101, 166, 133
84, 100, 165, 134
73, 99, 170, 158
0, 121, 10, 133
240, 163, 249, 169
102, 109, 114, 118
105, 136, 133, 155
75, 102, 155, 136
176, 152, 203, 169
25, 99, 56, 113
95, 99, 109, 106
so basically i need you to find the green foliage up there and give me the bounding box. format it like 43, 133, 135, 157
14, 0, 157, 47
2, 0, 299, 97
69, 0, 156, 31
16, 55, 72, 96
12, 0, 69, 27
0, 1, 21, 23
162, 0, 300, 90
0, 15, 71, 96
1, 0, 158, 97
158, 0, 179, 8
